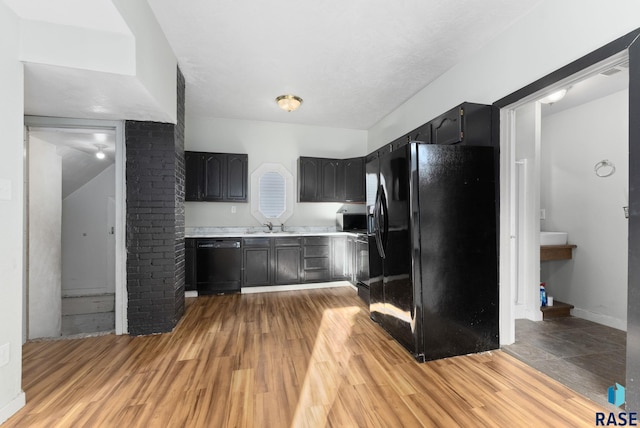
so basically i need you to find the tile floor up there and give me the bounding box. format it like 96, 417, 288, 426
502, 317, 626, 409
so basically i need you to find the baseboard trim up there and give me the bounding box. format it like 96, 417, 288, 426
571, 307, 627, 331
0, 391, 25, 424
241, 281, 353, 294
185, 282, 356, 297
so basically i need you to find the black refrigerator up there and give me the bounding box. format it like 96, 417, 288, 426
366, 142, 498, 362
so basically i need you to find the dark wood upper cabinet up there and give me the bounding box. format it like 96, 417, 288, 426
185, 152, 202, 201
185, 151, 248, 202
202, 153, 224, 200
343, 157, 365, 202
226, 154, 248, 201
298, 156, 365, 203
298, 157, 321, 202
321, 159, 342, 202
432, 107, 463, 145
429, 103, 494, 147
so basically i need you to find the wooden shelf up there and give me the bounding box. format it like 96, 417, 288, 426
540, 245, 577, 261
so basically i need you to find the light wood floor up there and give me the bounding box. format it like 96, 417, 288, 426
6, 287, 606, 427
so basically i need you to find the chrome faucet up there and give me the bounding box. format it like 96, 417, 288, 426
264, 221, 273, 231
280, 223, 285, 232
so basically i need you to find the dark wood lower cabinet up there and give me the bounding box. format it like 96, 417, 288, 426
191, 234, 355, 291
185, 238, 196, 291
302, 236, 331, 282
331, 236, 351, 281
274, 237, 301, 284
242, 237, 271, 286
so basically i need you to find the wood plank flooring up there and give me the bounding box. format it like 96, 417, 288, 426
5, 287, 607, 427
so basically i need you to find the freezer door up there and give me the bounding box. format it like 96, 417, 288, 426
366, 156, 384, 323
379, 145, 415, 353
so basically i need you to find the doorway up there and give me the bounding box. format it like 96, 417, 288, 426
23, 117, 127, 340
498, 51, 630, 407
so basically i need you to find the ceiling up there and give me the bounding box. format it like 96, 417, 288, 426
8, 1, 628, 132
147, 0, 543, 130
28, 127, 115, 198
541, 63, 629, 117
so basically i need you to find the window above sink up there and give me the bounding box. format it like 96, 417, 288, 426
250, 163, 294, 226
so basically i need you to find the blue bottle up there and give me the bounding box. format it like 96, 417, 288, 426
540, 283, 547, 307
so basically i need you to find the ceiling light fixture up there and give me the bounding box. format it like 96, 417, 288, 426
276, 95, 303, 112
95, 145, 106, 160
539, 88, 568, 104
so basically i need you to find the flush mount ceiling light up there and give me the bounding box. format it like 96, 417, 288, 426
539, 88, 568, 104
95, 145, 106, 160
276, 95, 303, 112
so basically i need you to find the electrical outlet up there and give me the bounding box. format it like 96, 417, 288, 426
540, 209, 546, 220
231, 206, 237, 214
0, 343, 9, 368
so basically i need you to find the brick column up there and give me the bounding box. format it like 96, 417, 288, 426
125, 67, 186, 335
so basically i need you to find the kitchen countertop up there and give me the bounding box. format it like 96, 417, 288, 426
185, 226, 366, 238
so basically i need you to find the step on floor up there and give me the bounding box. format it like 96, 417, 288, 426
540, 300, 574, 320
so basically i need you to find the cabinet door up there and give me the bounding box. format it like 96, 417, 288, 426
226, 154, 248, 201
202, 153, 225, 200
243, 247, 271, 286
343, 157, 365, 202
432, 106, 463, 145
331, 236, 351, 281
321, 159, 341, 202
185, 239, 197, 291
298, 157, 321, 202
409, 123, 432, 144
185, 152, 202, 201
275, 247, 301, 284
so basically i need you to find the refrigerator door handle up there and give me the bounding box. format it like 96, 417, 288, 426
374, 186, 386, 258
380, 187, 389, 255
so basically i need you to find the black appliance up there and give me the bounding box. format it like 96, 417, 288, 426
336, 211, 367, 232
354, 233, 370, 303
196, 239, 242, 295
367, 142, 498, 362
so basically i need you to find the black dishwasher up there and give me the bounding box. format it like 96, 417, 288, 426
196, 239, 242, 295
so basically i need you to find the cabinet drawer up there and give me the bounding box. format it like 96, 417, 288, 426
243, 237, 271, 247
304, 257, 330, 270
304, 270, 330, 282
303, 236, 330, 246
274, 237, 301, 247
303, 245, 330, 258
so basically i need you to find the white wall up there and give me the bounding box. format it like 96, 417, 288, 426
540, 89, 629, 330
185, 116, 368, 227
28, 138, 62, 339
62, 164, 115, 297
0, 3, 26, 423
112, 0, 177, 123
19, 19, 135, 76
367, 0, 640, 151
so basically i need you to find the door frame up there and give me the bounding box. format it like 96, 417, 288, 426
24, 116, 127, 335
494, 26, 640, 408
